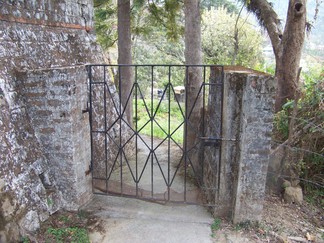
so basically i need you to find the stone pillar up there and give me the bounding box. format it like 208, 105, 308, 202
205, 66, 276, 223
231, 69, 276, 223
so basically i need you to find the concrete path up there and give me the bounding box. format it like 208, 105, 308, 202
83, 195, 214, 243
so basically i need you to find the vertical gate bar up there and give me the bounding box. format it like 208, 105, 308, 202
118, 65, 123, 194
104, 66, 108, 193
167, 66, 171, 201
135, 66, 139, 197
217, 66, 225, 199
184, 66, 189, 202
150, 65, 154, 197
202, 66, 206, 184
88, 65, 94, 192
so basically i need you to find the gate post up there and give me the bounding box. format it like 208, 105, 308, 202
206, 66, 276, 223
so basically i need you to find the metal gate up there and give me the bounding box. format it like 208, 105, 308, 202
86, 64, 224, 204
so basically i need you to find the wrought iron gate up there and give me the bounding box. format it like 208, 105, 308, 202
86, 64, 224, 204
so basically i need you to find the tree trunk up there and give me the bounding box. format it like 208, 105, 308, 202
247, 0, 306, 111
275, 0, 306, 111
118, 0, 133, 127
184, 0, 203, 178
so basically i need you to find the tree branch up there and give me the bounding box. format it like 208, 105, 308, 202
246, 0, 283, 58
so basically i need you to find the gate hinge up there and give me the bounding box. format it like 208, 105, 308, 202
82, 102, 90, 114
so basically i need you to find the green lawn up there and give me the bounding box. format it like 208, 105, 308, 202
134, 98, 184, 144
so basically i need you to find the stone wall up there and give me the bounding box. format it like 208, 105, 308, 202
0, 0, 103, 240
0, 0, 93, 30
18, 67, 92, 209
203, 66, 276, 223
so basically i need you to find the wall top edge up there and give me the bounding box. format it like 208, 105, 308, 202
219, 65, 273, 77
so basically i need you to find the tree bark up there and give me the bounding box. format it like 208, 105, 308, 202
118, 0, 133, 127
275, 0, 306, 111
184, 0, 203, 178
247, 0, 306, 111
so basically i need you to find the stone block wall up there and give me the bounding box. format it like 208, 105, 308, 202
18, 67, 92, 209
0, 0, 104, 240
203, 66, 276, 223
0, 0, 93, 30
0, 79, 63, 239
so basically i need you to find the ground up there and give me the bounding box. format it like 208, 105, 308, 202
28, 133, 323, 242
28, 193, 323, 243
212, 194, 324, 243
27, 210, 98, 242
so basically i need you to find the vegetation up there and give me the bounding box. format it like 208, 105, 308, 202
94, 0, 117, 49
201, 0, 238, 13
202, 7, 263, 67
95, 1, 263, 69
274, 68, 324, 206
94, 0, 183, 51
45, 227, 89, 242
210, 218, 222, 238
242, 0, 308, 111
22, 211, 95, 243
211, 218, 222, 231
135, 98, 184, 144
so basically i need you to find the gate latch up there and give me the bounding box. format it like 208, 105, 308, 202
200, 137, 221, 147
200, 137, 236, 147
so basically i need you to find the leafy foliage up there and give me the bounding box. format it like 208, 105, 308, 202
146, 0, 183, 41
201, 0, 239, 13
46, 227, 89, 243
94, 0, 118, 49
211, 218, 222, 231
274, 68, 324, 206
133, 3, 263, 68
23, 211, 94, 243
94, 0, 183, 50
201, 7, 264, 67
94, 0, 270, 75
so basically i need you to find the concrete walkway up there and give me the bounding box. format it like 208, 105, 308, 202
83, 195, 214, 243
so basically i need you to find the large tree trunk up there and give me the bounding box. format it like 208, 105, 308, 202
184, 0, 203, 179
247, 0, 306, 111
275, 0, 306, 111
118, 0, 133, 127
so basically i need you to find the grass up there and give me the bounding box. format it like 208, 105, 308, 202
211, 218, 222, 231
46, 227, 89, 243
134, 98, 185, 143
20, 237, 30, 243
210, 218, 222, 238
22, 211, 95, 243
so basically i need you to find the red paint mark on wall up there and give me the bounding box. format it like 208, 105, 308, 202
0, 14, 92, 32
